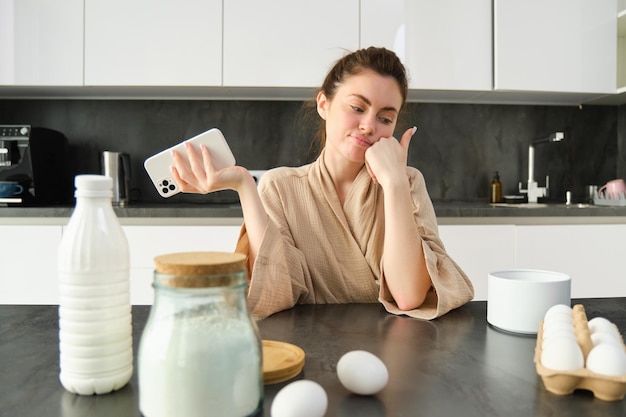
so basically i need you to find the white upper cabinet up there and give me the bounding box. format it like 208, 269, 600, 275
0, 0, 83, 86
0, 0, 621, 103
494, 0, 616, 94
84, 0, 222, 86
361, 0, 492, 92
223, 0, 359, 88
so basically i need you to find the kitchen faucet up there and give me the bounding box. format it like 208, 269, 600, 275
518, 132, 564, 203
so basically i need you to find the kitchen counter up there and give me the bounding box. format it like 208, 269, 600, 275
1, 299, 625, 417
1, 201, 625, 226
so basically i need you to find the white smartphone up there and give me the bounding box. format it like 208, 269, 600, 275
144, 128, 236, 198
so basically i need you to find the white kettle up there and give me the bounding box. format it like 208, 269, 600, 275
101, 151, 131, 207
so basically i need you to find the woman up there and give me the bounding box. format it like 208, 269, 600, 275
171, 47, 474, 319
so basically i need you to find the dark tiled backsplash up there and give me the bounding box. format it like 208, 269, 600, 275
1, 99, 624, 204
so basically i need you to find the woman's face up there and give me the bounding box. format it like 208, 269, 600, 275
317, 69, 403, 164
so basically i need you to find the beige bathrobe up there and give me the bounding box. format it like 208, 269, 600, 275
236, 151, 474, 319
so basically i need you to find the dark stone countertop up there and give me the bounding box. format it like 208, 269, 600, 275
432, 200, 626, 218
1, 200, 625, 221
1, 299, 625, 417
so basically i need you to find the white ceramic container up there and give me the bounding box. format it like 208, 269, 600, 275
487, 269, 571, 334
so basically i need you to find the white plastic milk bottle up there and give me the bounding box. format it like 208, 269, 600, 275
58, 175, 133, 395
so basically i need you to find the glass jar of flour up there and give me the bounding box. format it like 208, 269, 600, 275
138, 252, 262, 417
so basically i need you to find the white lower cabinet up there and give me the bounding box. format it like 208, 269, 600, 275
440, 223, 626, 302
2, 221, 624, 304
439, 225, 516, 301
0, 225, 63, 304
515, 225, 626, 299
123, 225, 242, 304
0, 223, 241, 305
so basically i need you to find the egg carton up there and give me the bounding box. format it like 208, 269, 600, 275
534, 304, 626, 401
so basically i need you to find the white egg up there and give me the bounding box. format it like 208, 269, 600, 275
542, 320, 575, 338
588, 317, 621, 338
540, 338, 584, 371
542, 329, 577, 349
337, 350, 388, 395
271, 380, 327, 417
544, 313, 573, 326
544, 304, 573, 322
590, 331, 622, 347
586, 343, 626, 377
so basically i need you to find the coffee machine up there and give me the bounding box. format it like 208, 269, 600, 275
0, 125, 73, 206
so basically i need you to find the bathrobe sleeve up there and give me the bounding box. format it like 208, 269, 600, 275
378, 168, 475, 319
236, 217, 314, 319
235, 169, 318, 318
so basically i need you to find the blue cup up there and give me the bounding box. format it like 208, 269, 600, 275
0, 181, 24, 197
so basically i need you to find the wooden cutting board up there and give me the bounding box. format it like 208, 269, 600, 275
262, 340, 305, 385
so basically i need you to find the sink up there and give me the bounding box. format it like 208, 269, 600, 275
491, 203, 597, 209
565, 203, 595, 208
491, 203, 549, 208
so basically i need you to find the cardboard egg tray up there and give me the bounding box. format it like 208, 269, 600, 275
534, 304, 626, 401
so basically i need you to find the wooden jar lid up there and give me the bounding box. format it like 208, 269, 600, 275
262, 340, 306, 385
154, 252, 247, 288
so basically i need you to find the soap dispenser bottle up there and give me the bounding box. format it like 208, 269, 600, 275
490, 171, 503, 203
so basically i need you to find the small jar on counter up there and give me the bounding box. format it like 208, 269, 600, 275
138, 252, 262, 417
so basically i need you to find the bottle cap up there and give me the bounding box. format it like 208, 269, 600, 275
74, 175, 113, 198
